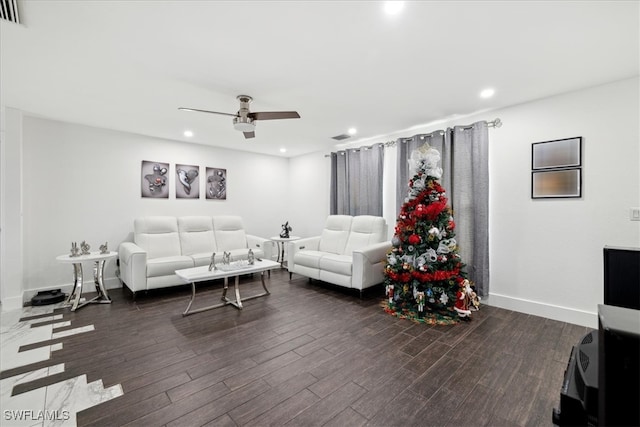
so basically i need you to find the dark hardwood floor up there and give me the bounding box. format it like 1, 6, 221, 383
9, 269, 590, 426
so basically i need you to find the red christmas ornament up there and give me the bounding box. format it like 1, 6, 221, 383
408, 234, 421, 245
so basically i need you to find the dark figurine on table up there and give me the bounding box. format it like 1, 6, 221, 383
280, 221, 292, 239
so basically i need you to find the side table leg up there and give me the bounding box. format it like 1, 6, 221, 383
65, 263, 83, 311
93, 260, 112, 303
279, 242, 285, 268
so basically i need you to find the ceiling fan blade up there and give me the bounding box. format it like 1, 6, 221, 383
249, 111, 300, 120
178, 107, 238, 117
243, 131, 256, 139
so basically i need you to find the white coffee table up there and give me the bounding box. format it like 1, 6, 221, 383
270, 236, 300, 268
55, 251, 117, 311
176, 259, 280, 316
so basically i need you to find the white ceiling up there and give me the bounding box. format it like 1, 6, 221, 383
1, 1, 638, 158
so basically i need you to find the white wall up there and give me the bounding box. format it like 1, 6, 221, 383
290, 77, 640, 328
286, 151, 331, 238
17, 117, 289, 297
487, 77, 639, 328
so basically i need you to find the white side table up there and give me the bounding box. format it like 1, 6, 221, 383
269, 236, 300, 268
55, 251, 117, 311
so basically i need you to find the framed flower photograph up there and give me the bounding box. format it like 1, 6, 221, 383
532, 137, 582, 170
531, 168, 581, 199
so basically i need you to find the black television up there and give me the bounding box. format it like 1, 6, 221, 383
603, 246, 640, 310
553, 246, 640, 426
597, 304, 640, 427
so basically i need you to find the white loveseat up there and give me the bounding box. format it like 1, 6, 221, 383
118, 216, 270, 294
287, 215, 390, 294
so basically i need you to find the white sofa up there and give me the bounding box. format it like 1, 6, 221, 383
118, 216, 270, 294
287, 215, 390, 295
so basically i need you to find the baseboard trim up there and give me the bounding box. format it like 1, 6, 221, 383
485, 292, 597, 329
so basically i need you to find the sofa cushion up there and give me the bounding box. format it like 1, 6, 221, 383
178, 216, 216, 256
134, 217, 182, 259
318, 215, 352, 255
293, 250, 325, 269
213, 216, 248, 251
147, 256, 194, 278
344, 215, 387, 254
318, 253, 353, 276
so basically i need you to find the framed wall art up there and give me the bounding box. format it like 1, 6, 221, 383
176, 164, 200, 199
141, 160, 169, 198
532, 137, 582, 170
532, 168, 581, 199
206, 167, 227, 200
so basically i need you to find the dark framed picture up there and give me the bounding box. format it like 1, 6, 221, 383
176, 164, 200, 199
532, 168, 582, 199
141, 160, 169, 198
532, 137, 582, 170
206, 167, 227, 200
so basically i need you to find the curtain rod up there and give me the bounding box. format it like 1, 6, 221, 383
325, 118, 502, 157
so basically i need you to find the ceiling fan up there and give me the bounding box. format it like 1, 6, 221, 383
179, 95, 300, 139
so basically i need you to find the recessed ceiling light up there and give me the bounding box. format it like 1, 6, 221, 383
480, 88, 495, 99
280, 148, 287, 153
384, 1, 405, 15
348, 127, 357, 135
183, 130, 194, 137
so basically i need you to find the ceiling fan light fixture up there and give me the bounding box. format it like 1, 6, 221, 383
233, 116, 256, 132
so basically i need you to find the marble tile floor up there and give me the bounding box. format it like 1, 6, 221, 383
1, 304, 123, 427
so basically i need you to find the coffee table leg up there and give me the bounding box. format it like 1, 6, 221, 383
260, 271, 271, 295
234, 276, 243, 309
183, 279, 230, 316
221, 277, 229, 301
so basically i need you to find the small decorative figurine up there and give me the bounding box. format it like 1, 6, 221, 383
208, 252, 217, 271
99, 242, 109, 254
222, 251, 231, 265
80, 241, 91, 255
280, 221, 292, 239
70, 242, 80, 257
248, 249, 255, 265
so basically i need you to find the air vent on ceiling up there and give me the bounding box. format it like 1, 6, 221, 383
331, 134, 351, 141
0, 0, 20, 24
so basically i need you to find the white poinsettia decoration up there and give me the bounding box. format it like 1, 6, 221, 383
408, 144, 443, 179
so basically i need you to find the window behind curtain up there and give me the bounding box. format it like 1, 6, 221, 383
330, 143, 384, 216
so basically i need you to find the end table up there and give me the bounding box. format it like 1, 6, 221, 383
269, 236, 300, 268
55, 251, 117, 311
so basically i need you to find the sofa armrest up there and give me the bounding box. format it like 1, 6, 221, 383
287, 236, 320, 271
352, 241, 392, 290
118, 242, 147, 293
247, 234, 272, 260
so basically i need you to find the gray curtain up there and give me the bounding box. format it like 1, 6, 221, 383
330, 143, 384, 216
395, 121, 489, 296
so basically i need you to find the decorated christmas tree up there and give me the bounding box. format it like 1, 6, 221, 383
383, 144, 479, 324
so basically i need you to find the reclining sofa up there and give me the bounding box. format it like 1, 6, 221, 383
287, 215, 390, 295
118, 215, 269, 294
